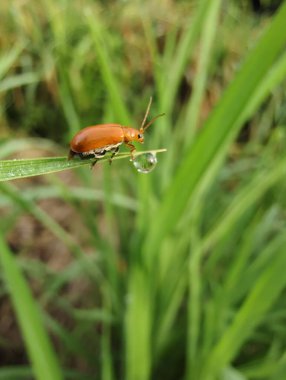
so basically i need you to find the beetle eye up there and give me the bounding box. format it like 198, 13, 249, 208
138, 133, 143, 139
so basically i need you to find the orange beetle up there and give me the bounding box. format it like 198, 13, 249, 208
68, 97, 164, 164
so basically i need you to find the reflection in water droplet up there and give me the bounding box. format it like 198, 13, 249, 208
132, 152, 158, 173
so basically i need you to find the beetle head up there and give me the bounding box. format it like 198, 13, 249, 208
124, 128, 144, 143
137, 132, 144, 143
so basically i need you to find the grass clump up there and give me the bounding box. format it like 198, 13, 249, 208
1, 1, 286, 380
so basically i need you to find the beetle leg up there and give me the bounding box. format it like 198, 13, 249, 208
90, 159, 98, 169
109, 146, 120, 165
125, 142, 136, 160
68, 150, 75, 160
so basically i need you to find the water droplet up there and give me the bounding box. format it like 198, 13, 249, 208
132, 152, 157, 173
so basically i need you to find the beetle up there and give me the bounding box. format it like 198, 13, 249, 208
68, 97, 164, 165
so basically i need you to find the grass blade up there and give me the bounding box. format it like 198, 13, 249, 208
0, 234, 63, 380
143, 2, 286, 263
0, 149, 166, 181
184, 0, 222, 145
162, 0, 211, 112
202, 235, 286, 379
125, 267, 152, 380
0, 185, 138, 211
202, 153, 286, 253
0, 72, 40, 92
0, 42, 25, 79
85, 8, 131, 124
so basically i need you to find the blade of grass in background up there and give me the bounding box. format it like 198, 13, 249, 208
0, 367, 33, 380
143, 1, 286, 264
184, 2, 222, 375
0, 182, 88, 261
161, 0, 211, 113
125, 266, 153, 380
202, 235, 286, 380
202, 153, 286, 253
0, 234, 63, 380
85, 8, 131, 125
0, 185, 138, 211
127, 3, 286, 380
126, 2, 222, 379
241, 48, 286, 123
0, 42, 26, 80
127, 6, 286, 378
0, 72, 40, 93
143, 0, 212, 180
186, 173, 286, 368
42, 0, 82, 137
0, 138, 63, 160
58, 68, 82, 139
184, 0, 222, 146
0, 180, 133, 299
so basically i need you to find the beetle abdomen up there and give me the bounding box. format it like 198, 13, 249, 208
78, 142, 122, 159
70, 124, 125, 153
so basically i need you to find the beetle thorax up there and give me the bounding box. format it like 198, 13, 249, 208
123, 127, 144, 143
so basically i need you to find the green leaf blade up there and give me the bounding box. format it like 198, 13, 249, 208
143, 2, 286, 263
0, 235, 63, 380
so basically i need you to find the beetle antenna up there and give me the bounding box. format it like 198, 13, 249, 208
140, 96, 153, 132
140, 97, 165, 133
142, 113, 165, 131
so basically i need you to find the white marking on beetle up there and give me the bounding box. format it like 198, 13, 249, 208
81, 143, 122, 158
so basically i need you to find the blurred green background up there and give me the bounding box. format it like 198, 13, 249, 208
1, 1, 286, 379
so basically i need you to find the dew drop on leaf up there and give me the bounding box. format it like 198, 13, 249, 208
132, 152, 158, 173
